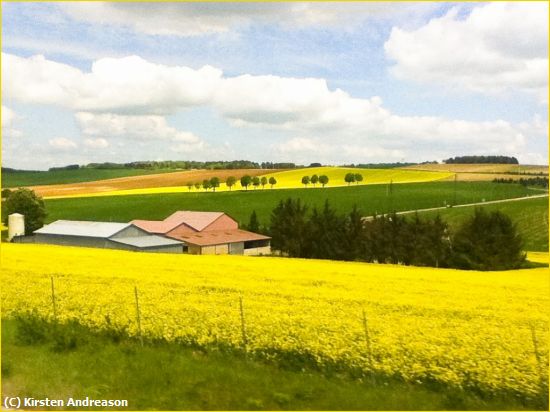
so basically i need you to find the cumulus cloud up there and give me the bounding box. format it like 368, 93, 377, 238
4, 52, 546, 163
2, 53, 222, 114
59, 2, 439, 37
83, 137, 109, 149
384, 2, 549, 102
48, 137, 78, 150
75, 112, 204, 152
1, 105, 22, 137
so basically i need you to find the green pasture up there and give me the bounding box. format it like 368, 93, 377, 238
417, 196, 548, 252
1, 168, 180, 188
44, 181, 534, 224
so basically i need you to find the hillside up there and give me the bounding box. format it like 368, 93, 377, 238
42, 181, 535, 224
415, 196, 548, 251
258, 167, 453, 189
25, 169, 270, 198
2, 243, 548, 405
14, 167, 451, 199
1, 168, 183, 188
402, 163, 548, 175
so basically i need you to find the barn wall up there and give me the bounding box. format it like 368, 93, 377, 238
203, 215, 238, 231
243, 246, 271, 256
189, 245, 202, 255
199, 244, 230, 255
142, 245, 183, 254
229, 242, 244, 255
34, 233, 111, 248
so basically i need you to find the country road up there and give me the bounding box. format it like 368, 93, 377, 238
364, 193, 548, 219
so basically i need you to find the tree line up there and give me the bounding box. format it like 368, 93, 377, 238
493, 177, 548, 188
264, 199, 526, 271
444, 156, 519, 164
47, 160, 263, 171
186, 175, 278, 191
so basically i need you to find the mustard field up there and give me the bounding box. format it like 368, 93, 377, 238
1, 243, 548, 399
43, 167, 452, 199
259, 166, 453, 189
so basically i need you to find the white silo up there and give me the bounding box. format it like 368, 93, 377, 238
8, 213, 25, 241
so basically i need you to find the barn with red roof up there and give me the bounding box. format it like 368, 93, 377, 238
132, 211, 271, 255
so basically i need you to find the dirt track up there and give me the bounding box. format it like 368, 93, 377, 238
29, 169, 270, 197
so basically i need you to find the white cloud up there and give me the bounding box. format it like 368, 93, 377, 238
59, 2, 439, 37
48, 137, 78, 150
83, 137, 109, 149
384, 2, 549, 102
75, 112, 204, 152
2, 53, 222, 114
4, 52, 546, 163
1, 105, 22, 137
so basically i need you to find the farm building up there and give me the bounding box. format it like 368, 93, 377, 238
132, 211, 271, 255
32, 220, 184, 253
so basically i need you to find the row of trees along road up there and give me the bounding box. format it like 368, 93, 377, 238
186, 175, 278, 191
268, 198, 526, 271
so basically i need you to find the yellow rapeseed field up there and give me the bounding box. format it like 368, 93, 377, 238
43, 167, 452, 199
1, 243, 548, 397
259, 167, 453, 189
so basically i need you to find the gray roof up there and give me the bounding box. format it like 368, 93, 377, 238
110, 236, 183, 249
34, 220, 131, 238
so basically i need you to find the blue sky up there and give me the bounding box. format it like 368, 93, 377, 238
2, 2, 548, 170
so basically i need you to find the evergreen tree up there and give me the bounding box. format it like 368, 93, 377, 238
247, 210, 260, 233
304, 201, 345, 260
270, 198, 309, 257
450, 208, 525, 270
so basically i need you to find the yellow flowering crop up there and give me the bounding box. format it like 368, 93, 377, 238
259, 167, 453, 189
1, 243, 547, 397
43, 167, 452, 199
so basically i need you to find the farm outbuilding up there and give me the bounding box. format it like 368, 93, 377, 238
32, 220, 184, 253
132, 211, 271, 255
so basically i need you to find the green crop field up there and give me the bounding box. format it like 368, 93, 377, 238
417, 197, 549, 252
44, 180, 536, 224
2, 318, 537, 411
1, 168, 180, 188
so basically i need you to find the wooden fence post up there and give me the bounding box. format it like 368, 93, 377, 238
50, 276, 57, 321
362, 309, 373, 370
134, 286, 143, 346
530, 323, 544, 386
239, 296, 248, 355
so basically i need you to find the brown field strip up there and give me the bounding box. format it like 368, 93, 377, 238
402, 163, 548, 175
29, 169, 271, 197
438, 173, 549, 182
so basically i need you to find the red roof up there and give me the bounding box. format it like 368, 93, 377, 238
169, 229, 271, 247
132, 211, 225, 234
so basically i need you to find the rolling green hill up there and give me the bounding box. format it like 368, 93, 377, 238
416, 196, 548, 251
1, 168, 181, 188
